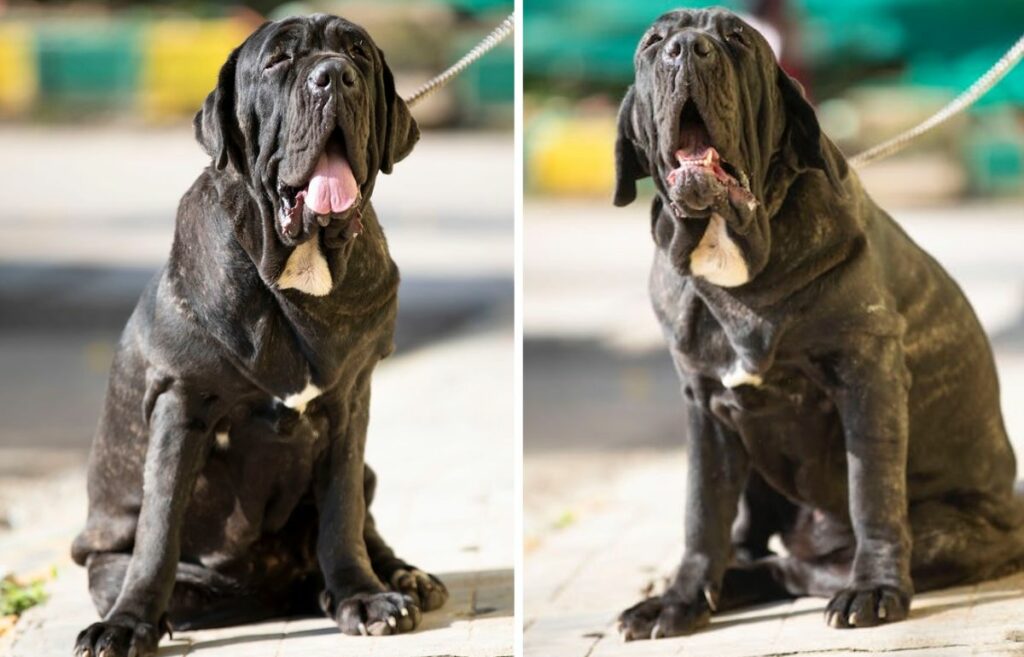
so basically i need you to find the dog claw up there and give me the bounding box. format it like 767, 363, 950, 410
848, 612, 859, 626
650, 622, 662, 640
358, 621, 368, 636
400, 607, 409, 617
703, 585, 719, 612
387, 615, 397, 628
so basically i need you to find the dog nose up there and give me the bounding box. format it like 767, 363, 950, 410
664, 32, 715, 65
307, 59, 358, 94
691, 34, 713, 57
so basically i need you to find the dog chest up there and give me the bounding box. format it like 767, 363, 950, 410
654, 275, 775, 391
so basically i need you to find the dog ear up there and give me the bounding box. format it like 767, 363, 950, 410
776, 67, 842, 190
378, 50, 419, 174
194, 46, 245, 173
613, 85, 649, 207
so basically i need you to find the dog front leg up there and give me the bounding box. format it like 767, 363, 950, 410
824, 335, 913, 628
74, 383, 211, 657
619, 381, 749, 641
315, 385, 420, 637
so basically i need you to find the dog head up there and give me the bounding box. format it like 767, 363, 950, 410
195, 14, 418, 249
614, 8, 843, 284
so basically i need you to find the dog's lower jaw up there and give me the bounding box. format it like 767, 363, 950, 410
689, 213, 750, 287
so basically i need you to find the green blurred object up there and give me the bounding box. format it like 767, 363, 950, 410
0, 576, 48, 617
449, 0, 515, 13
454, 26, 514, 124
965, 109, 1024, 196
35, 22, 140, 110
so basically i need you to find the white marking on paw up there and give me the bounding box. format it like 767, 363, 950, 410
690, 213, 749, 287
278, 239, 332, 296
721, 360, 762, 389
283, 381, 322, 414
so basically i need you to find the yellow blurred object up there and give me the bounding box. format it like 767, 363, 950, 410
0, 23, 38, 116
140, 19, 252, 122
528, 115, 616, 197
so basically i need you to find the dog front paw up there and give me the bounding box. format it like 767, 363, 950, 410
618, 593, 711, 641
825, 585, 910, 628
321, 590, 421, 636
73, 617, 159, 657
389, 568, 448, 612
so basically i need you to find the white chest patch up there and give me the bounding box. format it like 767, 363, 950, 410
278, 240, 332, 296
721, 361, 763, 389
690, 213, 750, 287
283, 381, 322, 414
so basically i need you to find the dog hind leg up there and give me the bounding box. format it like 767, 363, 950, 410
717, 555, 851, 612
731, 470, 798, 563
909, 496, 1024, 592
86, 552, 303, 632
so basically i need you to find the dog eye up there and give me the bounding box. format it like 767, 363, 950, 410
641, 32, 664, 50
350, 42, 370, 60
264, 52, 292, 71
726, 25, 746, 45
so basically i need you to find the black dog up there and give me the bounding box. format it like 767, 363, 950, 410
71, 15, 447, 657
613, 7, 1024, 641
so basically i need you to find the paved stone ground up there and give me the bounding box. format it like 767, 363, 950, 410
0, 314, 514, 657
524, 198, 1024, 656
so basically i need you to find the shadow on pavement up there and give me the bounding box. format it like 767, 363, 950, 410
526, 332, 1024, 455
155, 568, 512, 655
525, 337, 685, 453
0, 263, 511, 453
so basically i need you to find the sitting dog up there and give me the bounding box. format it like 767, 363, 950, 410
71, 14, 447, 657
613, 7, 1024, 640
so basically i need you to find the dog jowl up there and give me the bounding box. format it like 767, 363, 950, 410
614, 7, 1024, 641
71, 15, 444, 657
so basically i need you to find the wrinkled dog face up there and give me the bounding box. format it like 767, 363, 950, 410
615, 8, 839, 283
195, 14, 417, 249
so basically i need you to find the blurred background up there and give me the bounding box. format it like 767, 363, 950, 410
523, 0, 1024, 634
0, 0, 513, 600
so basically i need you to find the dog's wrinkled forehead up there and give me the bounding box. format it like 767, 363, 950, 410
635, 8, 771, 67
240, 14, 374, 72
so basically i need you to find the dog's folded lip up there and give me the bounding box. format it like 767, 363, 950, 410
662, 97, 752, 213
281, 126, 359, 192
277, 126, 363, 238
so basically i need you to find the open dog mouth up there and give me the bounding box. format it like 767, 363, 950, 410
277, 128, 362, 241
666, 100, 755, 216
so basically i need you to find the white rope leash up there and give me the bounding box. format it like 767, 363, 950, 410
404, 13, 515, 108
850, 32, 1024, 168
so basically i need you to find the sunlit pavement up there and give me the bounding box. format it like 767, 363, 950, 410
524, 197, 1024, 656
0, 128, 513, 656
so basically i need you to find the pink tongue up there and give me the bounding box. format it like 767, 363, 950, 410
305, 143, 358, 216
